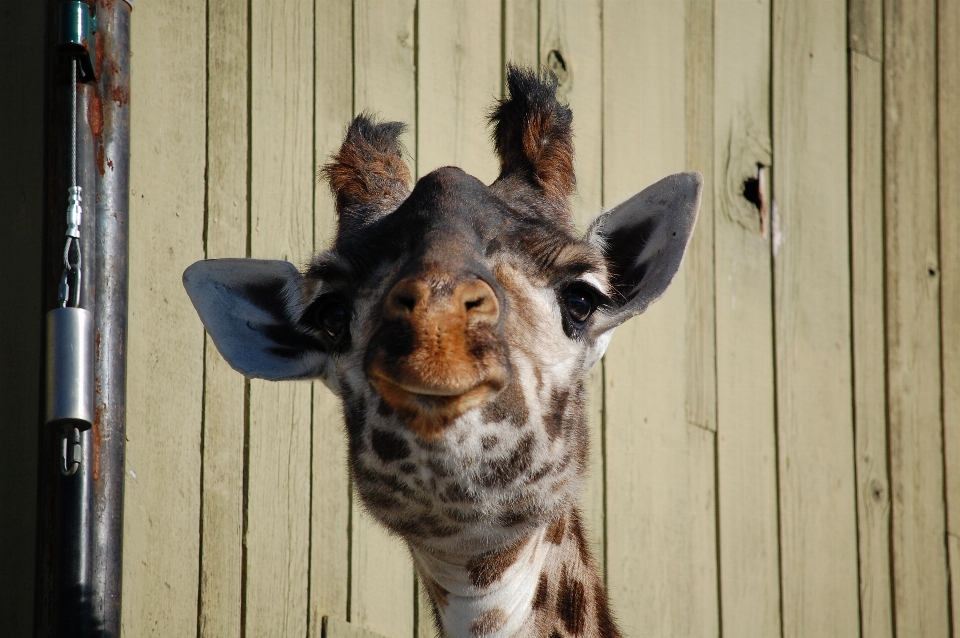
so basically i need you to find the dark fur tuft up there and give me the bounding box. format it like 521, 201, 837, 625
489, 66, 576, 214
320, 114, 411, 232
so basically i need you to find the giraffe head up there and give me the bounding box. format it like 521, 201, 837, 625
184, 67, 700, 557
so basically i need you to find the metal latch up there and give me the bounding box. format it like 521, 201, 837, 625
59, 1, 98, 83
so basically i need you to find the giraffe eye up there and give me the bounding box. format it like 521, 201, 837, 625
308, 296, 351, 344
561, 283, 600, 326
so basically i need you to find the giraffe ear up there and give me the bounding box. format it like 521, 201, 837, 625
320, 114, 411, 234
588, 172, 702, 335
183, 259, 331, 381
489, 65, 575, 213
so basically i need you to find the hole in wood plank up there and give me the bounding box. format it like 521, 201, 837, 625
546, 49, 571, 95
742, 164, 768, 235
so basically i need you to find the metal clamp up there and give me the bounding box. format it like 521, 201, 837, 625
59, 1, 98, 83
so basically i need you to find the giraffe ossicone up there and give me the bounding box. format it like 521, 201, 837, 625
184, 66, 701, 638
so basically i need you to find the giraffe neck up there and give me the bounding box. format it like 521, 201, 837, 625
411, 510, 621, 638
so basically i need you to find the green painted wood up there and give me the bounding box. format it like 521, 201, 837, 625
123, 0, 207, 633
884, 0, 951, 634
938, 0, 960, 633
772, 1, 860, 635
603, 2, 719, 636
324, 616, 390, 638
713, 1, 781, 636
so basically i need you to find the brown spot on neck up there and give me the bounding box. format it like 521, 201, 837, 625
556, 566, 587, 636
545, 514, 567, 545
466, 534, 530, 589
470, 608, 507, 636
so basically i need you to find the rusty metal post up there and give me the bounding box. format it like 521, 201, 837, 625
36, 1, 130, 636
89, 1, 131, 632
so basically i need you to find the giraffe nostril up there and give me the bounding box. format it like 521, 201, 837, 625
456, 279, 499, 324
386, 278, 428, 318
395, 293, 417, 312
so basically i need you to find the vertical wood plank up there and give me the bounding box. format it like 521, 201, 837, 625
713, 2, 781, 637
198, 0, 249, 634
310, 0, 354, 634
504, 0, 539, 70
938, 0, 960, 634
539, 0, 605, 575
684, 0, 717, 437
245, 0, 314, 632
771, 1, 860, 635
123, 0, 206, 633
849, 0, 894, 633
603, 2, 718, 635
884, 0, 951, 635
417, 0, 502, 185
349, 3, 417, 637
684, 4, 720, 635
713, 2, 780, 636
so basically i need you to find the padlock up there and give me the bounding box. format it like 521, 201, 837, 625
46, 307, 94, 431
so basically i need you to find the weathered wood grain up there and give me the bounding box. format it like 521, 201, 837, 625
417, 0, 501, 184
684, 5, 721, 633
772, 1, 860, 635
349, 510, 414, 638
684, 0, 717, 438
849, 0, 882, 61
884, 0, 952, 635
310, 2, 354, 634
123, 0, 206, 633
938, 0, 960, 633
244, 0, 315, 632
504, 0, 539, 71
603, 2, 718, 635
325, 616, 390, 638
849, 41, 895, 638
713, 2, 781, 636
198, 0, 249, 634
539, 0, 606, 578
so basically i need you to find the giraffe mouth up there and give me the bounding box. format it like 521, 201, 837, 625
367, 367, 508, 439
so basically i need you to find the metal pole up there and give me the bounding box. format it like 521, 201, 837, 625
90, 2, 131, 633
36, 2, 130, 636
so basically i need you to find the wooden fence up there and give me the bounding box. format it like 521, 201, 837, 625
2, 0, 957, 637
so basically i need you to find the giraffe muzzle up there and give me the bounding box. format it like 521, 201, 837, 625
366, 274, 511, 439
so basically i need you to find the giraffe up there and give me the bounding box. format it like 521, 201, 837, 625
184, 66, 700, 638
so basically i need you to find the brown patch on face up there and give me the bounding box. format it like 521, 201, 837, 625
545, 388, 570, 440
470, 608, 507, 636
320, 115, 410, 226
466, 534, 529, 589
532, 571, 550, 610
482, 434, 535, 488
557, 566, 587, 636
481, 377, 529, 428
370, 428, 411, 463
367, 273, 510, 439
545, 514, 567, 545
